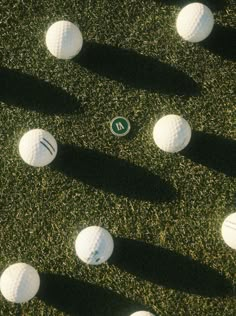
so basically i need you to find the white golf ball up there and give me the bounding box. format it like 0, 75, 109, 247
0, 263, 40, 303
129, 312, 155, 316
19, 129, 57, 167
176, 3, 214, 42
153, 114, 191, 153
75, 226, 114, 265
46, 20, 83, 59
221, 212, 236, 250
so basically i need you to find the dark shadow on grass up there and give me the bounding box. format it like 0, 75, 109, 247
51, 143, 177, 202
37, 273, 152, 316
159, 0, 226, 11
75, 41, 199, 96
181, 131, 236, 177
201, 24, 236, 61
109, 237, 235, 297
0, 67, 81, 114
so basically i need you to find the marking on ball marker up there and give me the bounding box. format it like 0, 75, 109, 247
116, 122, 125, 130
40, 141, 53, 155
43, 137, 56, 151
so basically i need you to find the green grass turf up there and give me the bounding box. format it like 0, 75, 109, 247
0, 0, 235, 315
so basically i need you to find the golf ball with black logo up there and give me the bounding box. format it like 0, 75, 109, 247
153, 114, 191, 153
19, 129, 57, 167
176, 3, 214, 42
0, 263, 40, 303
75, 226, 114, 265
46, 20, 83, 59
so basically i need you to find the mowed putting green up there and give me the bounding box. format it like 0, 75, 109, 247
0, 1, 235, 315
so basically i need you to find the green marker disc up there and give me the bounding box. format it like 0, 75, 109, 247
110, 116, 131, 137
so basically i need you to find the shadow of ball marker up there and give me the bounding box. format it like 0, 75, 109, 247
40, 138, 56, 155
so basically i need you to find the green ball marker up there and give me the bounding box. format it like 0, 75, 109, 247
110, 116, 131, 137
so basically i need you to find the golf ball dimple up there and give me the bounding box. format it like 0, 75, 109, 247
0, 263, 40, 303
46, 20, 83, 59
75, 226, 114, 265
153, 114, 191, 153
19, 129, 58, 167
129, 312, 156, 316
221, 212, 236, 250
176, 3, 214, 42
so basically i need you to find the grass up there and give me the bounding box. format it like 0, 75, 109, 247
0, 0, 235, 315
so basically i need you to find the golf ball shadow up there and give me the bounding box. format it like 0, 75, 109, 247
0, 67, 81, 114
51, 144, 177, 202
37, 273, 154, 316
181, 131, 236, 177
201, 24, 236, 61
75, 41, 200, 96
109, 237, 235, 297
